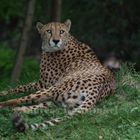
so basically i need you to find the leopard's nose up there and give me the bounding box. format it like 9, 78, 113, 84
53, 39, 60, 45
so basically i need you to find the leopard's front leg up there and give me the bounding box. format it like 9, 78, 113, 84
0, 81, 44, 97
0, 89, 52, 108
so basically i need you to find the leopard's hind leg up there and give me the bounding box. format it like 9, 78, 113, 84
68, 81, 115, 116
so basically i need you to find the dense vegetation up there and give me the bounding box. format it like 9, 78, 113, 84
0, 0, 140, 70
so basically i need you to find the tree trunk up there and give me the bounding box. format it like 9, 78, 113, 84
11, 0, 36, 82
51, 0, 62, 22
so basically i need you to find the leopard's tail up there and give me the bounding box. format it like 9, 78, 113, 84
26, 118, 61, 130
12, 113, 61, 132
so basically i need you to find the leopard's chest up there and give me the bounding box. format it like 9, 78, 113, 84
40, 57, 65, 86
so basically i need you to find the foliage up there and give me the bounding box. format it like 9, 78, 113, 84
0, 0, 140, 68
0, 45, 39, 88
0, 43, 15, 82
0, 0, 26, 22
62, 0, 140, 68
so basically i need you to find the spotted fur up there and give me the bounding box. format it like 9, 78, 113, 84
0, 19, 115, 130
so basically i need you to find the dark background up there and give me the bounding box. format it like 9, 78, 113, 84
0, 0, 140, 82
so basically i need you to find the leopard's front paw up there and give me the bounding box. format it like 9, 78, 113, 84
13, 107, 28, 112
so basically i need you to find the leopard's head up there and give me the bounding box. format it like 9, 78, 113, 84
36, 19, 71, 52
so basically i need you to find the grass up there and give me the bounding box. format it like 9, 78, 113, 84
0, 47, 140, 140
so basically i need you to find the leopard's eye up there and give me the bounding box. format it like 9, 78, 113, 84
46, 30, 52, 34
60, 30, 65, 34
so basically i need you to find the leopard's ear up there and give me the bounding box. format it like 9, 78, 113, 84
36, 22, 44, 33
64, 19, 71, 31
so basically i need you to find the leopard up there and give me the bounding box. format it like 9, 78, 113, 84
0, 19, 115, 131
